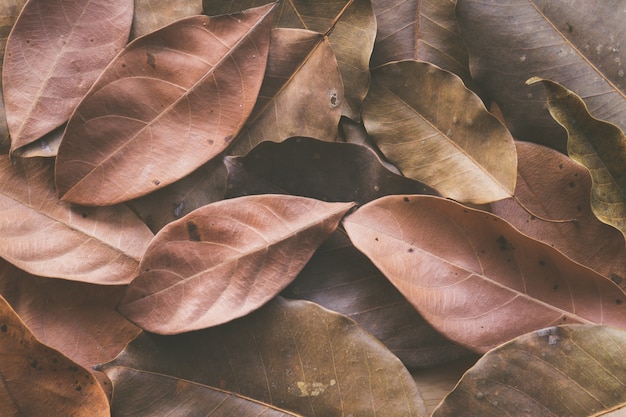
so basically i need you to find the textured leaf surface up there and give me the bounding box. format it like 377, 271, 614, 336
433, 325, 626, 417
105, 296, 429, 417
362, 60, 517, 204
119, 194, 355, 334
0, 293, 109, 416
0, 156, 153, 284
55, 4, 275, 205
343, 195, 626, 352
456, 0, 626, 150
106, 367, 303, 417
131, 0, 203, 39
3, 0, 133, 152
530, 78, 626, 242
225, 137, 438, 204
491, 141, 626, 288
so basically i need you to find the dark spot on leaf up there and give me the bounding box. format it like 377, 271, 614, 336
566, 22, 573, 32
30, 360, 38, 369
569, 181, 576, 188
207, 139, 214, 145
617, 299, 623, 305
408, 248, 414, 253
576, 205, 582, 212
81, 212, 88, 218
90, 38, 94, 43
530, 215, 536, 220
53, 358, 58, 364
187, 221, 201, 241
553, 285, 559, 290
538, 259, 546, 266
496, 235, 515, 251
562, 317, 567, 321
403, 197, 410, 202
610, 273, 623, 285
146, 51, 156, 69
68, 365, 78, 372
558, 163, 564, 169
374, 237, 379, 241
121, 63, 126, 68
153, 179, 161, 186
224, 135, 233, 143
0, 324, 6, 333
76, 385, 82, 391
26, 39, 30, 44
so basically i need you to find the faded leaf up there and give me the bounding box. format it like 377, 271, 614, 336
433, 325, 626, 416
104, 296, 429, 417
0, 293, 109, 416
283, 231, 472, 368
0, 156, 153, 284
203, 0, 377, 120
530, 78, 626, 242
456, 0, 626, 150
11, 123, 64, 158
491, 141, 626, 288
227, 29, 344, 156
0, 259, 140, 395
119, 194, 355, 334
3, 0, 133, 153
370, 0, 471, 86
55, 4, 275, 205
106, 366, 303, 417
0, 0, 27, 153
363, 60, 517, 204
343, 195, 626, 353
225, 137, 438, 204
131, 0, 203, 39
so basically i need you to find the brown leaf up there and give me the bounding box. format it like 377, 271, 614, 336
119, 194, 355, 334
362, 60, 517, 204
456, 0, 626, 151
2, 0, 133, 153
433, 325, 626, 416
343, 195, 626, 353
55, 4, 276, 205
491, 141, 626, 288
106, 366, 303, 417
131, 0, 203, 39
0, 155, 153, 284
283, 231, 472, 368
0, 293, 109, 416
227, 29, 344, 156
225, 137, 438, 204
0, 258, 140, 396
104, 296, 429, 417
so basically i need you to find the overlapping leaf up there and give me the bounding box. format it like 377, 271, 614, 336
0, 156, 153, 284
0, 293, 109, 416
55, 4, 275, 205
3, 0, 133, 153
433, 325, 626, 416
362, 60, 517, 204
104, 296, 429, 417
119, 194, 355, 334
491, 141, 626, 287
131, 0, 203, 39
456, 0, 626, 150
343, 195, 626, 353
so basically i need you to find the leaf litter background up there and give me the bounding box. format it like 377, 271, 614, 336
0, 0, 626, 416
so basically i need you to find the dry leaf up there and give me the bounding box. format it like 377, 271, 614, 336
131, 0, 203, 39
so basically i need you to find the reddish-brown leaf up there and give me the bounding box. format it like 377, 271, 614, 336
343, 195, 626, 353
0, 293, 109, 416
3, 0, 133, 153
0, 155, 153, 284
119, 194, 355, 334
55, 4, 275, 205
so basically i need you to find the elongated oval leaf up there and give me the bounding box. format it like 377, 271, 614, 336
0, 155, 153, 284
3, 0, 133, 153
456, 0, 626, 150
104, 296, 429, 417
119, 194, 355, 334
55, 4, 275, 205
491, 141, 626, 287
131, 0, 203, 39
106, 367, 303, 417
433, 325, 626, 416
530, 78, 626, 242
363, 60, 517, 204
343, 195, 626, 353
0, 293, 109, 416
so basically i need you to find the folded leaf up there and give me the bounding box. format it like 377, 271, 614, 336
106, 367, 302, 417
131, 0, 203, 39
0, 293, 109, 416
104, 296, 429, 417
55, 4, 275, 205
3, 0, 133, 153
363, 60, 517, 204
343, 195, 626, 353
433, 325, 626, 416
0, 156, 153, 284
529, 78, 626, 242
119, 194, 355, 334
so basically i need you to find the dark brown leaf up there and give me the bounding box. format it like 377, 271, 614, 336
55, 4, 275, 205
343, 195, 626, 353
104, 296, 429, 417
119, 194, 355, 334
3, 0, 133, 153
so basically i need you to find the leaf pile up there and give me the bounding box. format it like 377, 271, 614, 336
0, 0, 625, 415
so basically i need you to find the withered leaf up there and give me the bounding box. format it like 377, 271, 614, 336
131, 0, 203, 39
